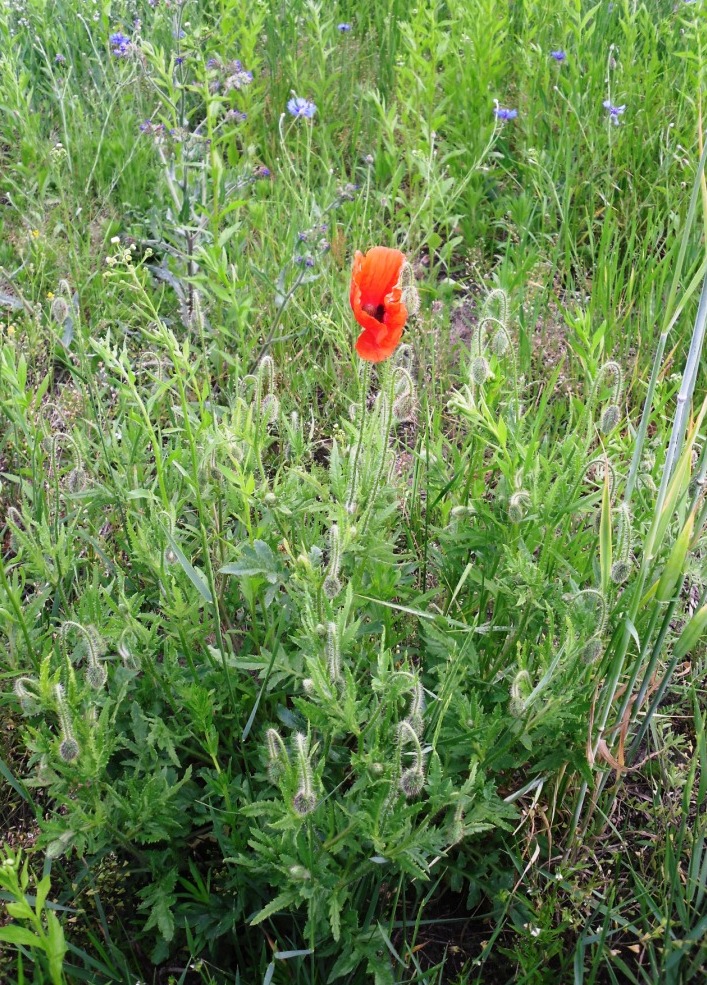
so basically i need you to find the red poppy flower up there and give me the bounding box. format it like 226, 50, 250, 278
349, 246, 408, 362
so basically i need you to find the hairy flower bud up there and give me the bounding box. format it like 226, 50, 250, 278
292, 732, 317, 816
600, 404, 620, 434
59, 737, 80, 763
326, 622, 342, 685
509, 669, 532, 717
266, 727, 289, 782
491, 327, 510, 357
582, 637, 603, 665
400, 766, 425, 798
610, 559, 631, 584
292, 789, 317, 816
323, 523, 343, 598
14, 677, 41, 716
54, 684, 79, 763
471, 356, 491, 385
51, 296, 70, 324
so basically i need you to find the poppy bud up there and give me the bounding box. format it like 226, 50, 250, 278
471, 356, 491, 385
582, 637, 603, 665
323, 523, 343, 598
508, 490, 530, 523
600, 404, 620, 434
491, 327, 510, 357
266, 727, 288, 782
400, 766, 425, 798
326, 621, 342, 685
54, 684, 80, 763
292, 733, 317, 815
14, 676, 41, 716
509, 669, 532, 717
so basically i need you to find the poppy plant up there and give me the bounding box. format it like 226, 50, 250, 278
349, 246, 408, 362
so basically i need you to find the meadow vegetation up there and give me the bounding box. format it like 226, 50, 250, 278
1, 0, 707, 982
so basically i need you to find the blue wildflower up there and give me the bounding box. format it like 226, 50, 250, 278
550, 50, 566, 62
226, 109, 247, 123
139, 121, 166, 136
207, 58, 221, 69
175, 56, 185, 66
55, 53, 66, 64
255, 166, 271, 179
305, 257, 315, 268
110, 32, 131, 56
494, 106, 518, 121
287, 95, 317, 119
603, 100, 626, 124
225, 63, 253, 91
338, 183, 359, 201
337, 23, 352, 32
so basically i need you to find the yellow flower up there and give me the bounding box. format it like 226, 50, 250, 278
31, 229, 40, 239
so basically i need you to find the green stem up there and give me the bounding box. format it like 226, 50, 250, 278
361, 365, 395, 534
347, 360, 371, 513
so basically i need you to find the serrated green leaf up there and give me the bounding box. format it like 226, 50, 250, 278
250, 890, 298, 926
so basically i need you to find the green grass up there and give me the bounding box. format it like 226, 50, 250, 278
1, 1, 707, 982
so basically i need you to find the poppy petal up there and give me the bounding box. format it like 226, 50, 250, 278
350, 246, 408, 362
356, 247, 405, 310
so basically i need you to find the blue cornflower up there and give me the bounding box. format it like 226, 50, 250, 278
550, 50, 566, 62
494, 105, 518, 121
139, 120, 152, 133
287, 95, 317, 119
110, 32, 131, 56
603, 99, 626, 124
337, 23, 352, 32
255, 166, 271, 179
175, 56, 185, 66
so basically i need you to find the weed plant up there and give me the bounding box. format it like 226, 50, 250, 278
1, 1, 707, 983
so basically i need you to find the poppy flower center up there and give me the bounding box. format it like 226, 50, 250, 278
362, 302, 386, 322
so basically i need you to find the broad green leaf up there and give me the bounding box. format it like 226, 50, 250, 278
162, 528, 213, 603
656, 508, 695, 603
0, 925, 41, 947
674, 604, 707, 662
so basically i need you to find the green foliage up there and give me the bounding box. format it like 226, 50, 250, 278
1, 0, 707, 983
